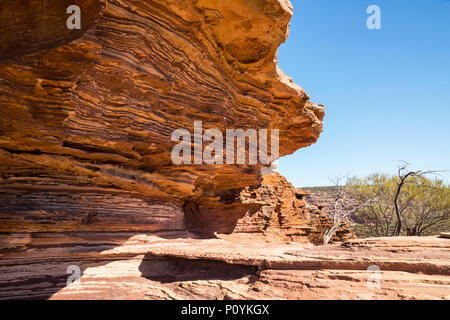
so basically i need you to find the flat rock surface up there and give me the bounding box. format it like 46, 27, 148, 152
2, 235, 447, 300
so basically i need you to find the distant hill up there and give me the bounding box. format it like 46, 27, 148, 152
301, 186, 337, 193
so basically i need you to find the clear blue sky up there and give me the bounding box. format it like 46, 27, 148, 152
278, 0, 450, 187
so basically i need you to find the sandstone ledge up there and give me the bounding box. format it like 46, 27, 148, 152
1, 235, 448, 300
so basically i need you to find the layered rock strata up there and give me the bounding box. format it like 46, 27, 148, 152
0, 0, 364, 300
231, 174, 354, 244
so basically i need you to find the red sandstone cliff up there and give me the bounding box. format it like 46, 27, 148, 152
0, 0, 325, 241
1, 1, 447, 301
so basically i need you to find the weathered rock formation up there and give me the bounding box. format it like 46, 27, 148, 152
230, 174, 354, 244
0, 0, 353, 299
0, 1, 448, 301
0, 0, 325, 242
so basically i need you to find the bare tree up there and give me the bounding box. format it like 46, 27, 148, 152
323, 175, 375, 245
347, 171, 449, 238
392, 162, 442, 236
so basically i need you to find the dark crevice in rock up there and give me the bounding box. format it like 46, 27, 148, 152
138, 254, 258, 284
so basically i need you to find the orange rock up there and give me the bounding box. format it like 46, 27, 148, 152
0, 0, 360, 300
0, 0, 324, 240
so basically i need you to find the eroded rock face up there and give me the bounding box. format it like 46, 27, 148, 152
230, 173, 354, 244
1, 2, 447, 301
0, 0, 325, 239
